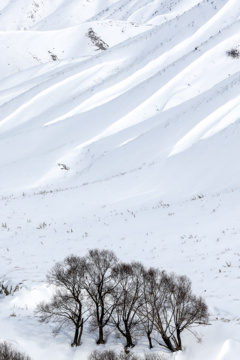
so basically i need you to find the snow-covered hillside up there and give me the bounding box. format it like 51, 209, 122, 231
0, 0, 240, 359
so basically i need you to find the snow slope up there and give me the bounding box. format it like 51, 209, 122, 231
0, 0, 240, 359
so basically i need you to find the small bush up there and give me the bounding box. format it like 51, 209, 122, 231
0, 341, 31, 360
226, 48, 239, 58
118, 353, 139, 360
88, 350, 116, 360
144, 354, 167, 360
0, 282, 21, 297
88, 350, 139, 360
88, 350, 167, 360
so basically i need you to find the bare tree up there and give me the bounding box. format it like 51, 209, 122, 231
149, 272, 209, 352
137, 268, 159, 349
165, 274, 209, 351
111, 262, 145, 348
82, 249, 119, 344
36, 255, 90, 346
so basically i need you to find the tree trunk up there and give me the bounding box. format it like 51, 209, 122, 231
161, 334, 176, 352
147, 331, 153, 349
97, 326, 106, 344
72, 326, 79, 347
77, 321, 84, 346
125, 326, 134, 348
176, 328, 182, 351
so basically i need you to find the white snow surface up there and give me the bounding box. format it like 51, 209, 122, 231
0, 0, 240, 359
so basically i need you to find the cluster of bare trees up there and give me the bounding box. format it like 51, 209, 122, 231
36, 249, 209, 352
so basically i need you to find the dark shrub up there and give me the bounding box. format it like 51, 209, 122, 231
88, 350, 167, 360
88, 350, 139, 360
226, 48, 239, 58
0, 341, 31, 360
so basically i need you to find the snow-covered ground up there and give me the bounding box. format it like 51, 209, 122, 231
0, 0, 240, 359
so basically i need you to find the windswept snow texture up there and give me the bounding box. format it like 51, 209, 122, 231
1, 0, 240, 359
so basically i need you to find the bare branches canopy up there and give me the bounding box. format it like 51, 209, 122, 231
36, 249, 209, 352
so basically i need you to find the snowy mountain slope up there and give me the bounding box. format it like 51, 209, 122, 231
1, 0, 240, 192
89, 0, 205, 25
1, 0, 240, 359
0, 0, 119, 31
0, 21, 152, 79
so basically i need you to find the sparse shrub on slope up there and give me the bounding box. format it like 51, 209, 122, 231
0, 341, 31, 360
0, 282, 21, 298
226, 48, 240, 58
